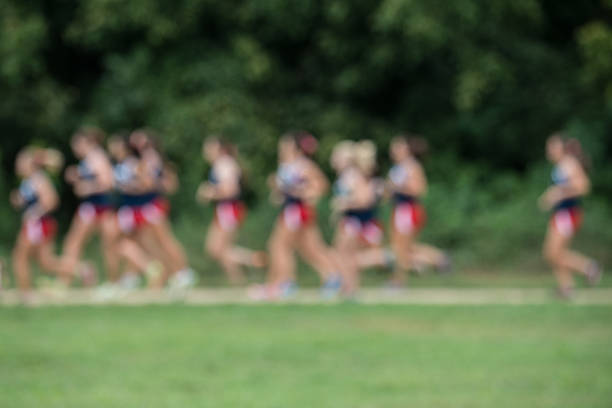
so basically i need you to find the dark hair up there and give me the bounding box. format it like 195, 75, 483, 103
206, 136, 237, 157
72, 126, 106, 145
130, 128, 161, 151
109, 132, 137, 157
283, 130, 319, 157
565, 138, 591, 171
395, 133, 429, 159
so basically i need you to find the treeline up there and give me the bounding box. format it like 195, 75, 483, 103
1, 0, 612, 244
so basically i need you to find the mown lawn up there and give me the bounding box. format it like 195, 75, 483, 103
0, 304, 611, 408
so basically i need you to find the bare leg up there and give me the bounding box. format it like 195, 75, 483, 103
227, 247, 265, 268
411, 243, 446, 268
558, 250, 592, 276
149, 220, 188, 278
62, 214, 97, 279
390, 228, 413, 285
332, 226, 359, 294
100, 213, 120, 282
206, 222, 245, 285
544, 226, 575, 292
12, 232, 33, 292
36, 241, 73, 284
139, 227, 174, 273
267, 219, 297, 285
295, 225, 337, 283
117, 237, 153, 273
356, 247, 390, 269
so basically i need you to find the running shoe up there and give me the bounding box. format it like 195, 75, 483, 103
95, 282, 122, 301
119, 272, 142, 290
321, 275, 342, 299
145, 261, 164, 288
247, 284, 270, 301
438, 254, 453, 274
248, 281, 298, 301
586, 262, 602, 287
555, 286, 573, 300
168, 268, 197, 290
78, 262, 98, 287
278, 280, 298, 299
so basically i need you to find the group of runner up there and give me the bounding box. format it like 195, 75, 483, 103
9, 129, 601, 300
198, 132, 451, 300
10, 128, 195, 300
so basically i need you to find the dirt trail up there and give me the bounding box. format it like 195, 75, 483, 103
1, 288, 611, 306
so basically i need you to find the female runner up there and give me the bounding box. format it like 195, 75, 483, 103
257, 131, 341, 299
331, 140, 390, 295
129, 129, 195, 288
63, 127, 117, 283
539, 134, 601, 298
197, 137, 265, 285
388, 134, 450, 286
107, 135, 164, 288
11, 147, 89, 295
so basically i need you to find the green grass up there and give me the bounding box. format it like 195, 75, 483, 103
1, 304, 611, 408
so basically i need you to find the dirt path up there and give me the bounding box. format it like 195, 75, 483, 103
1, 287, 611, 306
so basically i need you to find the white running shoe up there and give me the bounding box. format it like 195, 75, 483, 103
119, 272, 142, 290
95, 282, 122, 301
144, 261, 164, 288
168, 268, 197, 290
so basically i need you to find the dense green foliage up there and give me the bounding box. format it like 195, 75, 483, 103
1, 304, 611, 407
1, 1, 611, 271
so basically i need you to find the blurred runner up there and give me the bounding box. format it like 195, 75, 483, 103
63, 127, 116, 284
10, 148, 87, 298
197, 137, 265, 285
539, 133, 601, 298
253, 131, 341, 299
129, 129, 195, 289
388, 134, 450, 286
107, 134, 164, 289
331, 140, 391, 295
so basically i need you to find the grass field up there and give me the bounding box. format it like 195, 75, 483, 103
1, 304, 611, 408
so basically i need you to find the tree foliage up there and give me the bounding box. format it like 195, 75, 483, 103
1, 0, 611, 241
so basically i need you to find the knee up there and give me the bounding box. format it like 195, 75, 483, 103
12, 242, 28, 261
38, 254, 53, 270
206, 245, 221, 260
392, 249, 412, 269
205, 240, 222, 260
543, 245, 558, 265
268, 235, 286, 253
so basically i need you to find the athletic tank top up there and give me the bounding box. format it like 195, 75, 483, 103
551, 165, 569, 186
78, 159, 97, 181
551, 164, 580, 210
389, 162, 417, 203
114, 158, 139, 192
333, 168, 355, 198
19, 177, 39, 210
276, 162, 306, 195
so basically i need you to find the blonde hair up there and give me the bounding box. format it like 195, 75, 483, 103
19, 147, 64, 173
331, 140, 355, 166
353, 140, 377, 175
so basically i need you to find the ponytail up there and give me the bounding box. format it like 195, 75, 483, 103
406, 135, 429, 160
205, 135, 238, 158
28, 147, 64, 173
353, 140, 377, 176
109, 132, 137, 157
73, 126, 106, 145
284, 130, 319, 157
565, 138, 591, 171
394, 133, 429, 160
